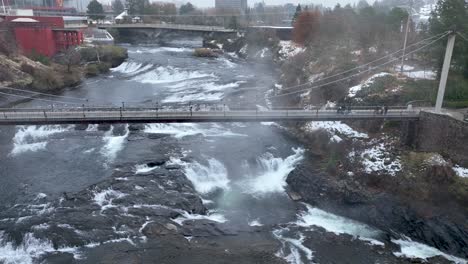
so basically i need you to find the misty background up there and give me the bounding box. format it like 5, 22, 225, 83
169, 0, 377, 8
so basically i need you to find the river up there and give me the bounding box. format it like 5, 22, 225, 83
0, 37, 465, 264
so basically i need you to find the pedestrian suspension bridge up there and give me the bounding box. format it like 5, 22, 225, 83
0, 107, 420, 125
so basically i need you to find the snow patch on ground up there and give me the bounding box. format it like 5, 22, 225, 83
348, 72, 391, 97
453, 165, 468, 178
402, 70, 436, 80
425, 153, 449, 166
359, 142, 401, 176
279, 41, 305, 59
305, 121, 368, 139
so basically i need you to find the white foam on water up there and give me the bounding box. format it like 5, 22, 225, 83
173, 211, 227, 226
217, 57, 236, 68
135, 164, 159, 174
93, 188, 127, 211
85, 124, 99, 132
392, 237, 467, 264
143, 123, 246, 139
34, 193, 47, 200
11, 125, 70, 156
296, 204, 383, 246
162, 81, 241, 103
243, 148, 304, 195
162, 91, 224, 103
134, 66, 213, 84
129, 47, 192, 54
171, 157, 230, 194
100, 125, 129, 164
248, 219, 263, 227
0, 232, 81, 264
273, 228, 314, 264
83, 148, 95, 154
111, 61, 153, 75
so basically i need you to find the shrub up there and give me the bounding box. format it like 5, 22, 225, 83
85, 62, 111, 77
29, 50, 51, 66
20, 63, 35, 75
85, 64, 100, 76
98, 45, 128, 67
31, 69, 62, 90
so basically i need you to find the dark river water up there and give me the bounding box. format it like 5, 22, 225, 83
0, 38, 465, 264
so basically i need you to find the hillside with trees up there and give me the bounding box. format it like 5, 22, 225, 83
274, 0, 468, 109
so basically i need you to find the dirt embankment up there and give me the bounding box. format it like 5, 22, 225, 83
0, 42, 127, 106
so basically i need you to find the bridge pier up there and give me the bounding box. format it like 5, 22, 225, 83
400, 120, 419, 148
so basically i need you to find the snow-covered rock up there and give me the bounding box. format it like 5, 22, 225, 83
402, 70, 436, 80
305, 121, 369, 139
453, 165, 468, 178
358, 142, 402, 176
279, 41, 305, 59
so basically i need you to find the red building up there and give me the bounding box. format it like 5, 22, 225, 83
2, 15, 84, 57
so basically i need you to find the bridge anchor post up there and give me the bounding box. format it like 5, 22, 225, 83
435, 33, 456, 113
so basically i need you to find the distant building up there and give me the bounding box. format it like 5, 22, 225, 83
215, 0, 247, 12
2, 15, 85, 57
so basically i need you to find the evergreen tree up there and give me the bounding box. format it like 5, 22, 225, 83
127, 0, 149, 15
228, 16, 239, 29
430, 0, 468, 78
179, 2, 195, 15
386, 7, 408, 32
292, 4, 302, 25
111, 0, 124, 14
87, 0, 105, 20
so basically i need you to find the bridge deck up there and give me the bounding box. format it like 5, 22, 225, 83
0, 109, 420, 125
97, 24, 236, 33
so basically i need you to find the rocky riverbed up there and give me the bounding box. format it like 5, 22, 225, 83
0, 35, 467, 264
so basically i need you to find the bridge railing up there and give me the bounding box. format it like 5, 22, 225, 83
0, 108, 420, 122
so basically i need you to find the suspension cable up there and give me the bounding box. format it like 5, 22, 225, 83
0, 86, 89, 102
457, 32, 468, 42
0, 91, 84, 105
267, 32, 448, 99
278, 31, 449, 92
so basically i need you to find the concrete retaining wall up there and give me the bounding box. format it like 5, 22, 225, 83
416, 111, 468, 166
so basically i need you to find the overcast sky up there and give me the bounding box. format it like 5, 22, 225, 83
184, 0, 376, 8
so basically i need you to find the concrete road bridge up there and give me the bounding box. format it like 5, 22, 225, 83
0, 107, 420, 126
97, 23, 237, 33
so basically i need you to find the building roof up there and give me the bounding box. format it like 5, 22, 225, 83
11, 18, 39, 23
115, 10, 128, 20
